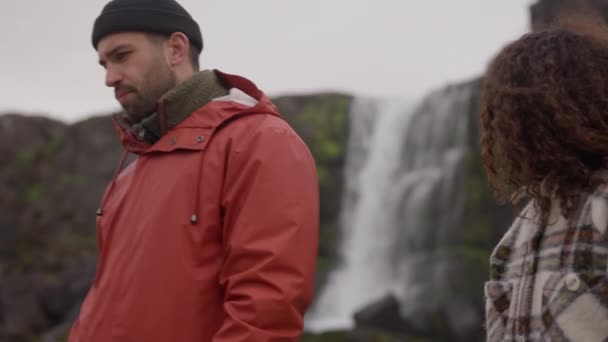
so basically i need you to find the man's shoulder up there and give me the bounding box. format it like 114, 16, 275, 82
217, 112, 300, 145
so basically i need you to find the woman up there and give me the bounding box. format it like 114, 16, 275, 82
481, 24, 608, 341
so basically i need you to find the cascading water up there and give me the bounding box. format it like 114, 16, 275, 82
306, 82, 475, 333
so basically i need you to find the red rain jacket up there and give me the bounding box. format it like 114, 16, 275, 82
68, 71, 319, 341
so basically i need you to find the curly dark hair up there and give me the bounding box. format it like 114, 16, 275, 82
481, 23, 608, 224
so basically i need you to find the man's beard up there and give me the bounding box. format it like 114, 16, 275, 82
121, 60, 177, 122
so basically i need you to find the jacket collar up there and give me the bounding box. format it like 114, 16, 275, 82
113, 69, 281, 155
114, 69, 228, 145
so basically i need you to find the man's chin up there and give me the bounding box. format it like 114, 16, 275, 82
122, 106, 154, 123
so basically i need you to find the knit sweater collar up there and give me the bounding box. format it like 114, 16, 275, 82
116, 69, 228, 144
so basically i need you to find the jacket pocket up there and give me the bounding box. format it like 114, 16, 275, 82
484, 280, 512, 342
541, 271, 608, 341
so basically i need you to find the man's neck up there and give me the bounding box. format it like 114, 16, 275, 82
174, 66, 196, 85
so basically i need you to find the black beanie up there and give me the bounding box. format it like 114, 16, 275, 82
92, 0, 203, 51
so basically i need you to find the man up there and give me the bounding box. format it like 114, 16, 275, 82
68, 0, 319, 341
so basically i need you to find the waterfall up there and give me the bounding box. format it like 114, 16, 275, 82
306, 82, 474, 333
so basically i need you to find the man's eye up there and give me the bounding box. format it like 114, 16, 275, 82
115, 52, 129, 61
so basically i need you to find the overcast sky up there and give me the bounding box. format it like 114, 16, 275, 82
0, 0, 534, 122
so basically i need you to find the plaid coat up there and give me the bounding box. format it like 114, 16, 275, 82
485, 185, 608, 341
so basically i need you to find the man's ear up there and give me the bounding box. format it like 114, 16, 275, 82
165, 32, 190, 66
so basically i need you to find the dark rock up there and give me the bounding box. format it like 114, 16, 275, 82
530, 0, 608, 31
1, 275, 50, 334
39, 281, 69, 323
444, 296, 483, 341
41, 304, 82, 342
38, 257, 95, 326
345, 327, 409, 342
353, 294, 407, 334
352, 294, 445, 340
302, 329, 413, 342
352, 293, 481, 341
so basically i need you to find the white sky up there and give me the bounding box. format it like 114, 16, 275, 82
0, 1, 534, 122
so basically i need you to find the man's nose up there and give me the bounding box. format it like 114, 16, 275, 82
105, 66, 122, 87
